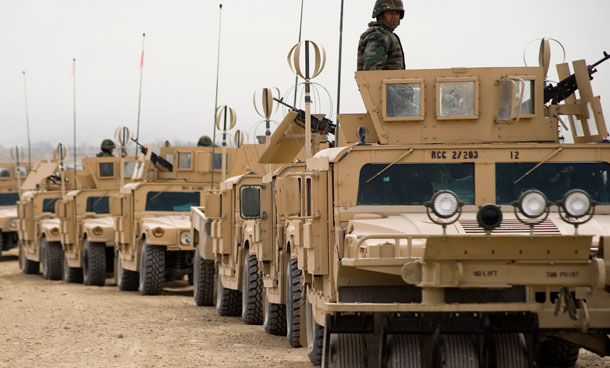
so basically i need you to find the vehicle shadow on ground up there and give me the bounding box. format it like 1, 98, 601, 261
162, 280, 193, 296
0, 255, 18, 263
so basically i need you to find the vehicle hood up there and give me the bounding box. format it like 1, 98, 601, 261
82, 216, 114, 228
0, 207, 17, 218
141, 215, 190, 230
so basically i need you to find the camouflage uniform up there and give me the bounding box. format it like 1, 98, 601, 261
357, 0, 405, 71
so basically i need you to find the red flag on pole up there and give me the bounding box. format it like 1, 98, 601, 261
139, 51, 144, 69
71, 58, 76, 75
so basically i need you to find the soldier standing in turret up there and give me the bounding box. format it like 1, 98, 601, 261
96, 139, 116, 157
357, 0, 405, 71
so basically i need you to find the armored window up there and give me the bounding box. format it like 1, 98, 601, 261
497, 78, 535, 121
86, 196, 109, 214
123, 161, 137, 177
496, 162, 610, 205
0, 192, 19, 206
42, 197, 60, 213
436, 77, 479, 120
145, 191, 200, 212
17, 166, 27, 178
0, 167, 10, 178
357, 163, 475, 205
306, 177, 312, 217
99, 162, 115, 178
382, 79, 424, 121
178, 152, 192, 170
240, 186, 261, 219
166, 153, 174, 167
212, 153, 228, 171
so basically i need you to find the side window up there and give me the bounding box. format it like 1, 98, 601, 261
99, 162, 115, 177
178, 152, 192, 170
306, 177, 312, 217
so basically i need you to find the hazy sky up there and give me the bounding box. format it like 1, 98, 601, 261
1, 0, 609, 151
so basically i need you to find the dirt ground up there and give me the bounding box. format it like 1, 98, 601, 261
1, 247, 609, 368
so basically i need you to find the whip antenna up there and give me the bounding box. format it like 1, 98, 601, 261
211, 4, 223, 187
72, 58, 77, 189
135, 33, 146, 155
22, 71, 32, 171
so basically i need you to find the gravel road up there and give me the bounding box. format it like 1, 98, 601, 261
1, 247, 608, 367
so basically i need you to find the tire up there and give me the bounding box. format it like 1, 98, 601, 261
117, 253, 139, 291
535, 337, 579, 367
63, 254, 83, 283
437, 334, 479, 368
241, 250, 263, 325
216, 270, 242, 316
193, 247, 215, 306
306, 290, 324, 366
42, 238, 63, 280
328, 333, 367, 368
139, 241, 165, 295
286, 258, 302, 347
20, 243, 40, 274
263, 295, 287, 336
491, 333, 528, 368
385, 334, 423, 368
83, 242, 106, 286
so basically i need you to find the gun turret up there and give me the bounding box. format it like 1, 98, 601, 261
273, 98, 336, 136
544, 51, 609, 105
130, 138, 173, 172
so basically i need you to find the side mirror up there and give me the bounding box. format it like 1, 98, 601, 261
109, 196, 122, 216
205, 191, 222, 218
240, 185, 261, 219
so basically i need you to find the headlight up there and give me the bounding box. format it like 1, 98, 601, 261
517, 190, 548, 218
10, 219, 18, 228
477, 204, 503, 231
430, 190, 460, 219
152, 227, 165, 237
50, 227, 60, 236
180, 231, 191, 245
92, 226, 103, 236
562, 189, 592, 218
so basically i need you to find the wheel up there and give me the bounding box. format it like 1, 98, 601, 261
286, 258, 302, 347
83, 242, 106, 286
263, 294, 287, 336
63, 254, 83, 283
535, 337, 579, 367
385, 334, 423, 368
437, 334, 479, 368
328, 334, 367, 368
20, 242, 40, 274
490, 333, 528, 368
216, 270, 241, 316
139, 241, 165, 295
241, 250, 263, 324
42, 238, 63, 280
193, 247, 215, 306
306, 290, 324, 366
117, 253, 139, 291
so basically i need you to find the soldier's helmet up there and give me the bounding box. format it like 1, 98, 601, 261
101, 139, 116, 152
197, 135, 212, 147
372, 0, 405, 19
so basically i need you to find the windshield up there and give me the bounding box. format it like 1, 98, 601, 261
496, 162, 610, 204
86, 196, 109, 214
357, 163, 475, 205
145, 191, 200, 212
42, 198, 60, 213
0, 192, 19, 206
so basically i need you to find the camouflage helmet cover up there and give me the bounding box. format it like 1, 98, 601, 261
197, 135, 212, 147
101, 139, 115, 151
372, 0, 405, 19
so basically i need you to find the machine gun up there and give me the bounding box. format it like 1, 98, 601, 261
544, 51, 609, 105
130, 138, 173, 172
273, 98, 336, 136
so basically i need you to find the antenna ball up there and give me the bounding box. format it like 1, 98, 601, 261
219, 4, 223, 8
143, 33, 146, 36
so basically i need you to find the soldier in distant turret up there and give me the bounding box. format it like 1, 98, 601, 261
197, 136, 212, 147
96, 139, 115, 157
357, 0, 405, 71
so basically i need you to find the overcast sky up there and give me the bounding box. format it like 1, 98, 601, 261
1, 0, 609, 151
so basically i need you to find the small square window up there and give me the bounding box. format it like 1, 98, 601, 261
0, 167, 10, 178
212, 153, 227, 171
99, 162, 115, 178
382, 79, 424, 121
17, 166, 27, 178
178, 152, 192, 170
436, 77, 479, 120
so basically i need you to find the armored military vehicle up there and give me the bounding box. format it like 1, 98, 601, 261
56, 156, 136, 285
18, 161, 75, 279
191, 144, 271, 325
0, 163, 27, 258
112, 143, 256, 295
253, 46, 610, 367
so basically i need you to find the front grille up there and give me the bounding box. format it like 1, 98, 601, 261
458, 219, 560, 234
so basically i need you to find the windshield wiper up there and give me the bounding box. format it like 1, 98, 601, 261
513, 147, 563, 184
366, 148, 414, 183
